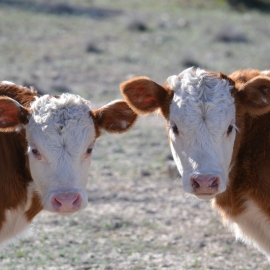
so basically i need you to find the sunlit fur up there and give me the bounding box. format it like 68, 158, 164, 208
0, 183, 36, 243
225, 199, 270, 258
166, 68, 235, 198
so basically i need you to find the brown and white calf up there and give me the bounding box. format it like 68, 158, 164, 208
120, 68, 270, 258
0, 81, 137, 243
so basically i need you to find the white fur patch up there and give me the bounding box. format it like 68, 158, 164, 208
29, 94, 93, 133
0, 184, 35, 244
1, 81, 15, 85
225, 199, 270, 258
167, 67, 236, 197
0, 208, 29, 244
262, 70, 270, 75
120, 120, 128, 129
166, 67, 234, 105
262, 96, 268, 104
25, 93, 95, 213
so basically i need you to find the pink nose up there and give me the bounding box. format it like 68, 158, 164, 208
191, 174, 219, 195
51, 193, 82, 213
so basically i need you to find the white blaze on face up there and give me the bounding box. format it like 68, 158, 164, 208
166, 68, 236, 199
25, 94, 95, 214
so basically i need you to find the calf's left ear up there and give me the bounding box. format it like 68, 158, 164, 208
235, 75, 270, 116
0, 97, 30, 132
91, 100, 137, 135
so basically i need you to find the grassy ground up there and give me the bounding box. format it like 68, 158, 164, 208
0, 1, 270, 269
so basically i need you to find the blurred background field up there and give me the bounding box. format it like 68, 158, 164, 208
0, 0, 270, 269
1, 0, 270, 103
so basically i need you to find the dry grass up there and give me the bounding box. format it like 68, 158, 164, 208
0, 1, 270, 269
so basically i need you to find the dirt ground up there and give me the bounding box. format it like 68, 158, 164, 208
1, 116, 269, 270
0, 1, 270, 269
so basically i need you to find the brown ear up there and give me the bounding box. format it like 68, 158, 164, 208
235, 75, 270, 116
91, 100, 137, 134
0, 97, 30, 131
120, 76, 173, 118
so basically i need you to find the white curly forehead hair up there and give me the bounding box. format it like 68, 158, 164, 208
166, 67, 235, 105
28, 93, 93, 134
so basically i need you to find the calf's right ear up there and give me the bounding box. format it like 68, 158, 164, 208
120, 76, 173, 118
0, 97, 30, 132
235, 75, 270, 116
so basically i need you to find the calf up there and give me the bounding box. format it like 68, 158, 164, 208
120, 68, 270, 258
0, 81, 137, 243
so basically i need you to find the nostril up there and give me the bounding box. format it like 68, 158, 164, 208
210, 177, 219, 188
73, 194, 82, 207
51, 192, 82, 212
190, 174, 220, 194
191, 178, 200, 189
52, 196, 62, 208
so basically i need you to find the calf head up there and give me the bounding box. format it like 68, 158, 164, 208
0, 83, 137, 214
120, 67, 270, 199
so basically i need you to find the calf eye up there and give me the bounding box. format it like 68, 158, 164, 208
172, 124, 179, 135
227, 125, 233, 135
31, 148, 42, 160
86, 148, 92, 154
85, 143, 94, 158
32, 149, 39, 155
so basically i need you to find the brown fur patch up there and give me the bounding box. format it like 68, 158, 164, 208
215, 70, 270, 220
237, 75, 270, 116
92, 100, 138, 134
0, 83, 38, 231
25, 191, 43, 222
0, 131, 31, 230
120, 76, 174, 120
229, 69, 262, 89
0, 83, 38, 106
0, 97, 30, 131
89, 111, 101, 139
